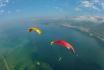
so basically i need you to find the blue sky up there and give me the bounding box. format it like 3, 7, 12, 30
0, 0, 104, 21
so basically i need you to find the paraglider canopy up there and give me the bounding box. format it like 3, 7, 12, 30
28, 27, 42, 35
51, 40, 75, 54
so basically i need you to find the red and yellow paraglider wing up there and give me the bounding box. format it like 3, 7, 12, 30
28, 28, 33, 32
51, 40, 75, 54
28, 27, 42, 35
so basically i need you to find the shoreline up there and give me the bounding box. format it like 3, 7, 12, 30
62, 24, 104, 46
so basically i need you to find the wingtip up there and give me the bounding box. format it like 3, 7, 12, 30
50, 41, 54, 45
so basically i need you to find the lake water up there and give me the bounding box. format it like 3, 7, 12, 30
0, 21, 104, 70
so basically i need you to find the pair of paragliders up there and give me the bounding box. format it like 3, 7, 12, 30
28, 27, 75, 54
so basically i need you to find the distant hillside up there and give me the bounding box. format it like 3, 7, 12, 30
88, 23, 104, 42
70, 16, 104, 23
91, 23, 104, 33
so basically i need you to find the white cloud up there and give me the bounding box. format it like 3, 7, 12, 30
101, 3, 104, 9
76, 0, 104, 11
0, 0, 10, 16
0, 0, 9, 8
81, 1, 94, 8
92, 6, 100, 11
